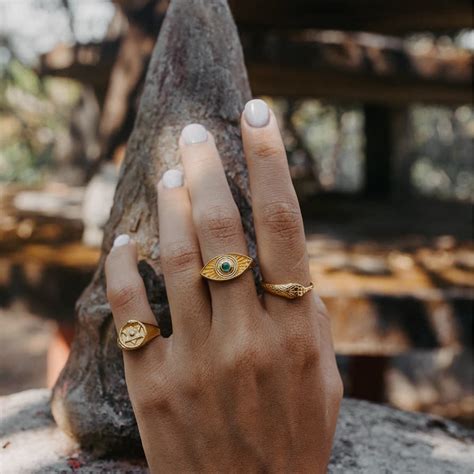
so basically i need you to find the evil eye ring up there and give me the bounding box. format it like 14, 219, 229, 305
200, 253, 253, 282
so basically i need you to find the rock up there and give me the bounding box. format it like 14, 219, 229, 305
0, 390, 146, 473
81, 163, 118, 247
331, 396, 474, 473
1, 389, 473, 473
52, 0, 256, 454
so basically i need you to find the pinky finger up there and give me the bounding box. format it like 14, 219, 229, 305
105, 235, 170, 361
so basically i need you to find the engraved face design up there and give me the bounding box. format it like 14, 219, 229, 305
288, 284, 305, 298
119, 320, 147, 349
262, 282, 313, 300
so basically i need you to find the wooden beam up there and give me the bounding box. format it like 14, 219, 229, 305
231, 0, 473, 33
245, 30, 472, 104
42, 31, 472, 105
40, 25, 472, 108
248, 64, 472, 104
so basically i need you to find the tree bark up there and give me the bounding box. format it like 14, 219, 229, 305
51, 0, 255, 454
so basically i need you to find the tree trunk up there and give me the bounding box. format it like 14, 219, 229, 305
51, 0, 255, 455
97, 1, 168, 166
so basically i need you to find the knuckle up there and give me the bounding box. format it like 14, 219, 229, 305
181, 380, 201, 402
232, 351, 257, 375
333, 373, 344, 401
254, 351, 274, 382
107, 279, 144, 311
284, 328, 319, 368
302, 343, 320, 371
191, 152, 214, 170
134, 377, 172, 415
180, 370, 207, 401
252, 142, 281, 160
221, 339, 257, 375
260, 200, 303, 242
314, 296, 331, 323
161, 241, 200, 273
197, 205, 241, 242
220, 337, 274, 380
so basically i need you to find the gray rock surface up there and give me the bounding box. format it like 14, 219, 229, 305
1, 389, 473, 473
52, 0, 256, 454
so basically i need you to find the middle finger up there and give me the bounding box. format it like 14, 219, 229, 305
179, 124, 258, 323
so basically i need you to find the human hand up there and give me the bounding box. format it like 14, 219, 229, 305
105, 99, 342, 473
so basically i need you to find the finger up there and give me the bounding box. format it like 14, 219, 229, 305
105, 235, 169, 359
241, 100, 312, 307
158, 169, 211, 350
180, 124, 258, 324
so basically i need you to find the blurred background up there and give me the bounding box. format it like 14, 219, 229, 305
0, 0, 472, 427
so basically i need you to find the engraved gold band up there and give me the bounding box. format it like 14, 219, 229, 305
201, 253, 253, 282
262, 282, 314, 300
117, 320, 161, 351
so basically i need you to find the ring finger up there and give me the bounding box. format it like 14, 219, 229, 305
241, 100, 313, 312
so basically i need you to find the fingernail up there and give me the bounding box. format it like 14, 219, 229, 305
113, 234, 130, 248
181, 123, 208, 145
244, 99, 270, 128
162, 169, 184, 189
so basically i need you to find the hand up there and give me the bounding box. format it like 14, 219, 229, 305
105, 99, 342, 473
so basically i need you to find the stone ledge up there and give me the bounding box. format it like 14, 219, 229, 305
1, 389, 473, 473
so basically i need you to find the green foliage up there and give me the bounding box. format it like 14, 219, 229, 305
7, 61, 43, 97
0, 59, 81, 184
0, 142, 54, 184
410, 105, 474, 201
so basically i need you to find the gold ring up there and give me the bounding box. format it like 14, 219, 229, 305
262, 282, 314, 300
201, 253, 253, 281
117, 320, 161, 351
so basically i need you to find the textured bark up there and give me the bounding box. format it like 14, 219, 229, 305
51, 0, 254, 454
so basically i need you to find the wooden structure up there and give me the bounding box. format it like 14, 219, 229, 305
230, 0, 473, 33
39, 0, 473, 193
30, 0, 474, 414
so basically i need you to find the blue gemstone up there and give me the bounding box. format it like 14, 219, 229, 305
221, 261, 232, 272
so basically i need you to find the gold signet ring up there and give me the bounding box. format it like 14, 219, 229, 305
201, 253, 253, 281
262, 282, 314, 300
117, 320, 161, 351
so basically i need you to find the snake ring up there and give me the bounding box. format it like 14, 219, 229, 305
262, 282, 314, 300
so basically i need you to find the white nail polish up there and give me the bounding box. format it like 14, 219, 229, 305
181, 123, 208, 145
244, 99, 270, 128
113, 234, 130, 248
162, 169, 184, 189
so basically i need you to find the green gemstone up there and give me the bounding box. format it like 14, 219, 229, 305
221, 261, 232, 272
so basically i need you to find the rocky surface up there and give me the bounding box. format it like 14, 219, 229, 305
1, 390, 473, 473
52, 0, 257, 454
